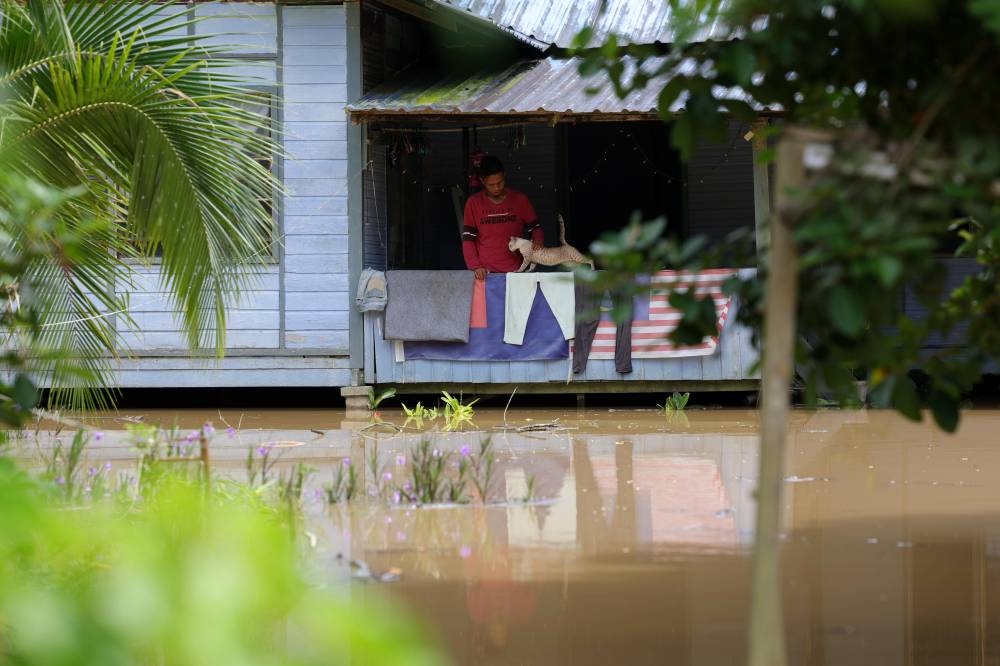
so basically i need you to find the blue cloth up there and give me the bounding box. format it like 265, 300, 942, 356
404, 274, 568, 361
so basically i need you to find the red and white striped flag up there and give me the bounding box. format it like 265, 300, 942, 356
579, 269, 736, 359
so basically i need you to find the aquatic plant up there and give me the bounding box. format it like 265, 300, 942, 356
399, 439, 460, 505
0, 453, 444, 665
467, 438, 496, 504
247, 443, 280, 487
41, 429, 88, 500
523, 473, 537, 503
659, 391, 690, 412
324, 458, 358, 504
401, 401, 439, 428
440, 391, 477, 431
367, 387, 396, 411
366, 441, 389, 498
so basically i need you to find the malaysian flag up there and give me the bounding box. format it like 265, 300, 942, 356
577, 269, 736, 359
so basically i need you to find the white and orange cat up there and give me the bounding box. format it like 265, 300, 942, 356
508, 214, 594, 272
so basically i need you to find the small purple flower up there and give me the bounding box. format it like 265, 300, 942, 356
202, 423, 215, 436
404, 482, 412, 491
226, 427, 235, 438
87, 466, 98, 477
94, 431, 104, 442
459, 545, 472, 559
460, 445, 470, 457
103, 462, 112, 471
257, 446, 270, 457
385, 516, 393, 524
342, 458, 351, 467
392, 491, 401, 504
185, 431, 198, 443
55, 475, 65, 485
382, 471, 392, 482
395, 454, 406, 466
396, 531, 407, 542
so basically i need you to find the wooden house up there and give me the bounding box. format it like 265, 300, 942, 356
108, 1, 974, 400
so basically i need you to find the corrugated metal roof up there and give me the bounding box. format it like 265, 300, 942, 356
347, 56, 756, 120
424, 0, 728, 49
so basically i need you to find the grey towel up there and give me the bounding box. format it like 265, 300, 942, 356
355, 267, 388, 312
384, 270, 475, 342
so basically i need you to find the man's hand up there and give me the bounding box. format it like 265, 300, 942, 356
474, 268, 487, 281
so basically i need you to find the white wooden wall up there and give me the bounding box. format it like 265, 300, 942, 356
111, 2, 352, 388
280, 4, 350, 353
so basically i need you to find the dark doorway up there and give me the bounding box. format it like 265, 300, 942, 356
564, 122, 685, 253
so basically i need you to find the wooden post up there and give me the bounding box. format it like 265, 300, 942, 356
199, 432, 212, 494
751, 119, 772, 263
747, 126, 807, 666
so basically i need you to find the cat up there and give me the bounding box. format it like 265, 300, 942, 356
508, 214, 594, 272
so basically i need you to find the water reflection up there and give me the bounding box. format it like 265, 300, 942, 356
32, 407, 1000, 664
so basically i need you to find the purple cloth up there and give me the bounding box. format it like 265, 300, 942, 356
404, 274, 568, 361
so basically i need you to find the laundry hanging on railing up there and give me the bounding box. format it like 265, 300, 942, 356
577, 269, 736, 360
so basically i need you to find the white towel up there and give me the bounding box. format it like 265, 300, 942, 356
504, 272, 575, 345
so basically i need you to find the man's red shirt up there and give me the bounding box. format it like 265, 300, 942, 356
462, 188, 542, 273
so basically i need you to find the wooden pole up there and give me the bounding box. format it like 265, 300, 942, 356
747, 126, 807, 666
199, 432, 211, 494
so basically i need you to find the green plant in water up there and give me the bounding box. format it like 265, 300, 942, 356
523, 473, 537, 503
401, 401, 439, 428
324, 458, 358, 504
659, 391, 690, 412
467, 437, 496, 504
278, 462, 314, 533
366, 441, 389, 498
441, 391, 478, 431
129, 423, 205, 498
0, 453, 446, 665
247, 443, 280, 487
368, 387, 396, 411
400, 439, 462, 505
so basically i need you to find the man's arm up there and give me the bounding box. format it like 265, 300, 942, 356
461, 198, 486, 279
520, 194, 543, 248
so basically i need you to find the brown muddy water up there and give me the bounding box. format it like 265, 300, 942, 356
26, 407, 1000, 665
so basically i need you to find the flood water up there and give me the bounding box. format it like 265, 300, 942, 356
35, 406, 1000, 665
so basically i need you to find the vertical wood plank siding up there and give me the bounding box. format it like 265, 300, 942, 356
281, 5, 350, 353
118, 4, 282, 356
110, 3, 352, 388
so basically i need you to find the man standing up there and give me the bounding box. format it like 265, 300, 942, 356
462, 156, 543, 280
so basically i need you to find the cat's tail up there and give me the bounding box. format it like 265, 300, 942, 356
557, 213, 566, 245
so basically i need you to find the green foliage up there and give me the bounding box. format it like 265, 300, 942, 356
659, 392, 691, 412
368, 387, 397, 411
401, 401, 440, 428
324, 458, 359, 504
466, 437, 496, 504
440, 391, 478, 431
0, 450, 447, 666
399, 439, 460, 505
0, 0, 284, 416
574, 0, 1000, 431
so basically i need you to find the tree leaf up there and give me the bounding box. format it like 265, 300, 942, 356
891, 376, 921, 421
827, 285, 865, 337
928, 389, 960, 432
873, 256, 903, 287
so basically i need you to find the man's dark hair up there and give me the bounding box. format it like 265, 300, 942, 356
477, 155, 504, 178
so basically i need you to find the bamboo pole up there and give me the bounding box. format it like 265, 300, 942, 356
747, 126, 808, 666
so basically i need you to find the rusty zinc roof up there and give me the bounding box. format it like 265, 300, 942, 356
347, 56, 757, 120
424, 0, 729, 49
